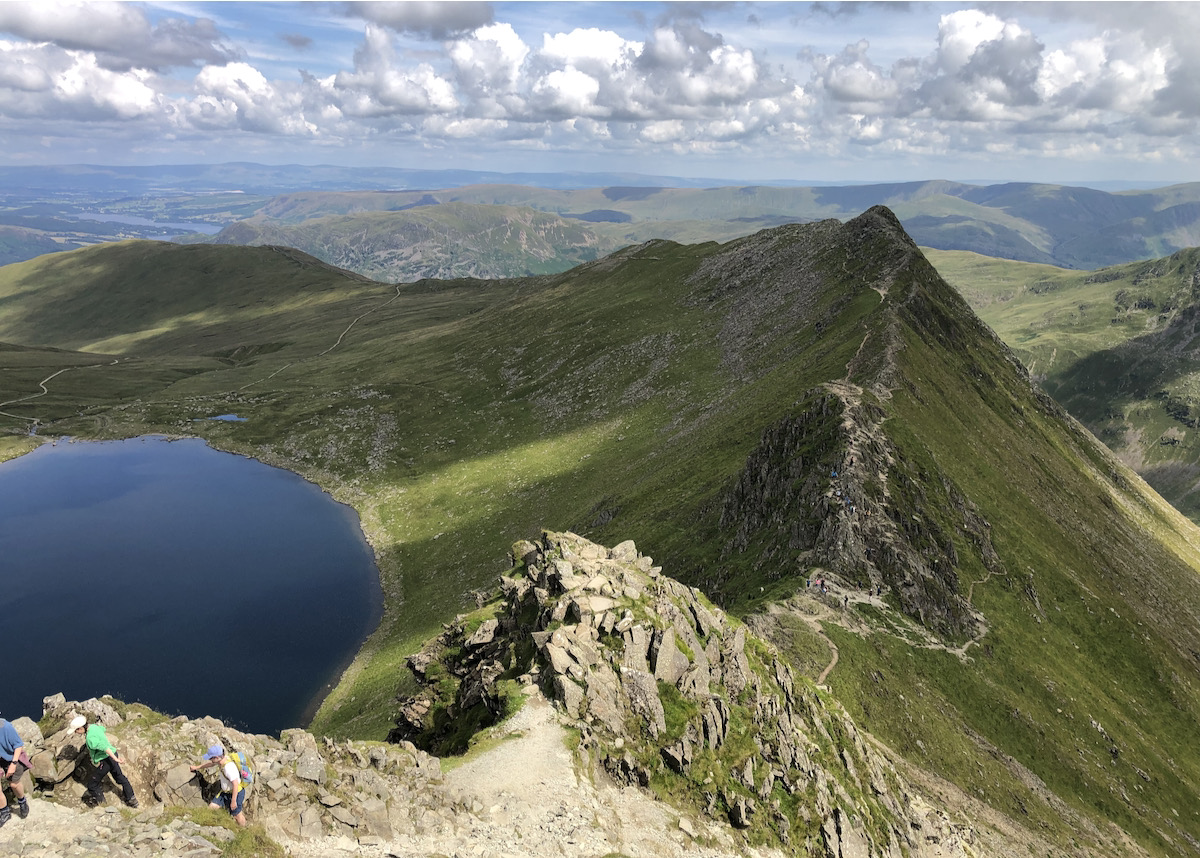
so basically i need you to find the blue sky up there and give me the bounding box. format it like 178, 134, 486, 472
0, 2, 1197, 185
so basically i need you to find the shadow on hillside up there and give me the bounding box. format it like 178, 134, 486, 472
1049, 306, 1200, 425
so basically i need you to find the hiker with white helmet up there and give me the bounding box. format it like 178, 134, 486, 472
190, 744, 249, 827
71, 714, 139, 809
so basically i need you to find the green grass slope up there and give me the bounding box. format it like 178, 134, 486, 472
930, 245, 1200, 524
3, 216, 1200, 855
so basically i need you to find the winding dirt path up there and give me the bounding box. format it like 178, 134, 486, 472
0, 359, 122, 431
815, 631, 839, 685
239, 282, 405, 390
772, 575, 994, 688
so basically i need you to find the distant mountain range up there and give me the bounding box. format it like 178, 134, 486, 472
1, 165, 1198, 275
0, 162, 814, 195
193, 179, 1200, 278
207, 202, 615, 281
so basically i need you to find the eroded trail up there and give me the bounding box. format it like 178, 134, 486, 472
240, 281, 406, 390
764, 576, 994, 689
771, 299, 996, 685
0, 359, 122, 432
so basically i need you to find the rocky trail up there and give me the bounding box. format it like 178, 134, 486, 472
767, 577, 995, 692
3, 689, 764, 858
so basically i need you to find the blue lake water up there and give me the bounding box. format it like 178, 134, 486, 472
73, 213, 223, 234
0, 436, 382, 735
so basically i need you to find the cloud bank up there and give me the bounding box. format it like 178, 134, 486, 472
0, 0, 1195, 178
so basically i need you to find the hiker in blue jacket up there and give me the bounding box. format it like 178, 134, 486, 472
190, 744, 248, 827
0, 716, 32, 826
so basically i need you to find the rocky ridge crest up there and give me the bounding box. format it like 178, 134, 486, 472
393, 530, 980, 857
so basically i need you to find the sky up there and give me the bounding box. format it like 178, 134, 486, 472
0, 1, 1197, 185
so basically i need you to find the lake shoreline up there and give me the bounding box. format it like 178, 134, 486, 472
0, 432, 385, 736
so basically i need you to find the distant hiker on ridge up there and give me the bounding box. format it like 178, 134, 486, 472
190, 744, 249, 827
71, 714, 139, 809
0, 715, 32, 826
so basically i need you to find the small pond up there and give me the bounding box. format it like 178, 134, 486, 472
0, 436, 382, 735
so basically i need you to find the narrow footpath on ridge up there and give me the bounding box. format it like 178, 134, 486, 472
760, 297, 998, 688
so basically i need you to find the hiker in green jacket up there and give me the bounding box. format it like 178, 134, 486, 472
71, 715, 138, 809
190, 744, 247, 827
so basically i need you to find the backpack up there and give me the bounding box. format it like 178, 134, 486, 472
228, 750, 253, 786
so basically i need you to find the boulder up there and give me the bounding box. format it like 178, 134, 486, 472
651, 628, 690, 686
294, 753, 326, 784
464, 618, 498, 649
584, 663, 625, 733
610, 540, 638, 562
12, 716, 43, 746
622, 669, 667, 737
729, 795, 754, 828
622, 625, 651, 672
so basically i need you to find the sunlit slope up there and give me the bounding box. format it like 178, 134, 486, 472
832, 244, 1200, 857
3, 213, 1200, 854
930, 245, 1200, 523
0, 241, 387, 356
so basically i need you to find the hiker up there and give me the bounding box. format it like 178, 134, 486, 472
190, 745, 248, 827
71, 715, 138, 808
0, 716, 32, 826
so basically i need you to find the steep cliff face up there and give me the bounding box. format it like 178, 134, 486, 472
718, 384, 999, 638
393, 530, 978, 857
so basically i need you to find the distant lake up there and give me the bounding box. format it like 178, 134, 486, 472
73, 212, 223, 234
0, 436, 381, 735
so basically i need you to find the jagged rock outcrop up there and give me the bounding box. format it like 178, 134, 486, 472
4, 535, 1033, 858
394, 530, 978, 857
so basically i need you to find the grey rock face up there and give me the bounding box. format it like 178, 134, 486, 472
387, 529, 969, 857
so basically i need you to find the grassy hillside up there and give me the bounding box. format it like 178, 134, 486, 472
0, 224, 65, 266
930, 245, 1200, 523
4, 217, 1200, 855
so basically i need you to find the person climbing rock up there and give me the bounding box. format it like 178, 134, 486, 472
190, 744, 248, 827
0, 716, 32, 825
72, 714, 138, 809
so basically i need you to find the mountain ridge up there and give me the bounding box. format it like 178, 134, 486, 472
2, 210, 1200, 855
